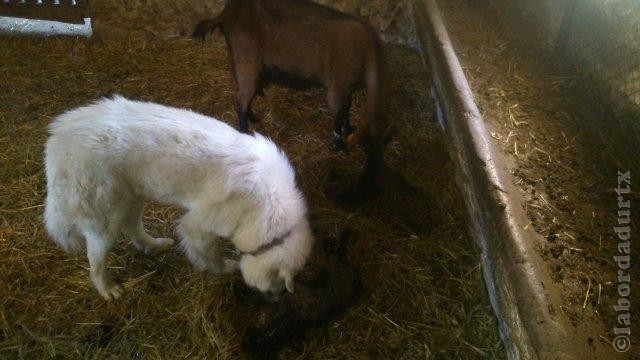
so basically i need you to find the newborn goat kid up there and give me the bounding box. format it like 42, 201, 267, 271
240, 229, 362, 357
44, 96, 313, 300
194, 0, 392, 200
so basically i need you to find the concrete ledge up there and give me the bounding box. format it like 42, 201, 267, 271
411, 0, 582, 358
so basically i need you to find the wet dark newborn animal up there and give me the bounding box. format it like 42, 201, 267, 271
236, 229, 362, 358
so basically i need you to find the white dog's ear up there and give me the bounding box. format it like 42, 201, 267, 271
279, 269, 294, 293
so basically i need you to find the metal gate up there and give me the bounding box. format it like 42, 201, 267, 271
0, 0, 91, 37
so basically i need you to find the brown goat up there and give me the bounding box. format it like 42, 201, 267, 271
234, 229, 362, 358
193, 0, 392, 202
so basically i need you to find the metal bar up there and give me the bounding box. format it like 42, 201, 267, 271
0, 15, 91, 36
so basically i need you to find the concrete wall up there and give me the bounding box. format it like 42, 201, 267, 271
490, 0, 640, 141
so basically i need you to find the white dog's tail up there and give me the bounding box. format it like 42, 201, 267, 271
44, 185, 84, 253
44, 206, 79, 253
43, 137, 84, 253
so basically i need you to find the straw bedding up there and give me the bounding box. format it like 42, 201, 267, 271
0, 27, 504, 359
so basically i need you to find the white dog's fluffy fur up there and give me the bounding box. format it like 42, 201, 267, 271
44, 96, 313, 300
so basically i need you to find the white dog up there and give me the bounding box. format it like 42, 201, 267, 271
44, 96, 313, 300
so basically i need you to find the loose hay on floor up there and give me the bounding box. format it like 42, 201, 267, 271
0, 36, 504, 358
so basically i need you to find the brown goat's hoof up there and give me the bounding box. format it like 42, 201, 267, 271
333, 137, 347, 152
333, 131, 348, 153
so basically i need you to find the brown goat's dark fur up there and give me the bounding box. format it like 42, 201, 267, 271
193, 0, 392, 201
235, 229, 362, 358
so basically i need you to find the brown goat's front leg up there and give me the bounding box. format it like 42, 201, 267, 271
234, 63, 260, 133
327, 89, 352, 152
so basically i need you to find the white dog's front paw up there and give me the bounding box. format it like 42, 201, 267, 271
96, 282, 124, 301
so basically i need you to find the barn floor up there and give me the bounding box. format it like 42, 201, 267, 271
0, 21, 505, 360
440, 0, 639, 357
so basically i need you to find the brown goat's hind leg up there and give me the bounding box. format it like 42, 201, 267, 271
247, 82, 267, 124
327, 89, 352, 152
235, 63, 260, 133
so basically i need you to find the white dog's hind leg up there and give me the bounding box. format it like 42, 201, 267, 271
124, 200, 175, 255
82, 227, 123, 300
